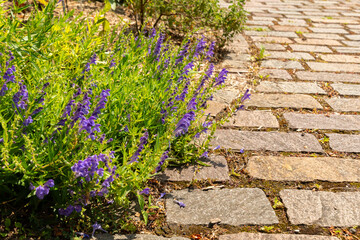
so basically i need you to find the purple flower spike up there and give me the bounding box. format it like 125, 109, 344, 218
213, 145, 221, 150
140, 187, 150, 195
194, 37, 207, 58
174, 111, 195, 137
241, 89, 251, 102
129, 130, 149, 164
174, 200, 185, 208
214, 68, 228, 87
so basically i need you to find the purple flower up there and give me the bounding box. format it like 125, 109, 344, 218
174, 111, 195, 137
23, 116, 33, 126
200, 151, 208, 158
44, 179, 55, 188
194, 37, 207, 58
109, 58, 116, 68
35, 185, 50, 199
174, 200, 185, 208
187, 97, 197, 110
240, 149, 244, 153
159, 193, 166, 199
214, 68, 228, 87
31, 107, 43, 116
155, 150, 169, 172
150, 28, 156, 38
74, 205, 82, 213
154, 33, 165, 58
129, 130, 149, 164
213, 145, 221, 150
92, 222, 107, 237
0, 83, 8, 96
175, 40, 190, 65
59, 205, 74, 217
82, 54, 97, 73
206, 41, 215, 60
241, 89, 251, 102
140, 187, 150, 195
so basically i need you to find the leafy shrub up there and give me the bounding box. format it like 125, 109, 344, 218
0, 0, 249, 237
121, 0, 247, 48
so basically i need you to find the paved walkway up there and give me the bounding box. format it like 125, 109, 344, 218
97, 0, 360, 239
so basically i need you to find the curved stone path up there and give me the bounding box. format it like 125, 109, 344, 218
97, 0, 360, 239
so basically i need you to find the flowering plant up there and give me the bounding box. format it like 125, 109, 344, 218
0, 1, 248, 237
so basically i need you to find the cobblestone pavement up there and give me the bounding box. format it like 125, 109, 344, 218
97, 0, 360, 239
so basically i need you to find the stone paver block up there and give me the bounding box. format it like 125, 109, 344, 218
204, 101, 227, 116
258, 69, 292, 80
251, 36, 293, 44
310, 27, 348, 34
290, 44, 332, 53
308, 62, 360, 73
343, 41, 360, 47
95, 234, 189, 240
320, 54, 360, 63
246, 94, 323, 109
256, 81, 326, 94
272, 25, 310, 33
331, 83, 360, 96
278, 19, 307, 26
261, 60, 304, 70
213, 88, 240, 104
210, 130, 323, 152
246, 31, 298, 38
326, 98, 360, 112
223, 110, 279, 128
267, 51, 314, 60
280, 190, 360, 227
247, 20, 274, 25
255, 43, 286, 51
219, 233, 339, 240
159, 155, 230, 182
294, 38, 342, 46
166, 188, 278, 225
296, 71, 360, 83
247, 156, 360, 182
334, 47, 360, 54
309, 17, 358, 24
303, 33, 344, 40
327, 133, 360, 153
284, 112, 360, 130
346, 35, 360, 41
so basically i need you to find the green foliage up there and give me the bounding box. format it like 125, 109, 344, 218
122, 0, 247, 48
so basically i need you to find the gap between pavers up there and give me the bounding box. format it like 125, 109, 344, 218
209, 130, 324, 153
246, 156, 360, 182
280, 190, 360, 227
166, 188, 278, 225
219, 233, 339, 240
